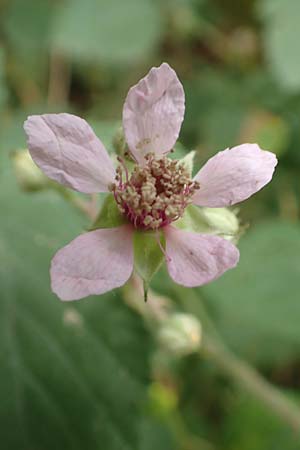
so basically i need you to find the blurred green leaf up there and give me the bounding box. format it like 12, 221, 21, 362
0, 169, 173, 449
0, 48, 8, 110
221, 394, 299, 450
137, 418, 176, 450
2, 0, 54, 85
0, 111, 29, 171
239, 110, 290, 157
203, 221, 300, 365
259, 0, 300, 91
2, 0, 54, 52
52, 0, 162, 64
87, 119, 121, 154
183, 71, 249, 152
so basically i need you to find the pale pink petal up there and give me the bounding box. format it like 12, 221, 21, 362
24, 113, 116, 193
123, 62, 185, 164
193, 144, 277, 207
50, 225, 133, 301
164, 226, 239, 287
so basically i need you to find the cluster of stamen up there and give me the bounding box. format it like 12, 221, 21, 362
110, 153, 200, 230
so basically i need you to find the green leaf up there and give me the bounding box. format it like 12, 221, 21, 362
0, 169, 173, 449
91, 194, 127, 230
52, 0, 162, 64
240, 111, 290, 157
221, 394, 299, 450
138, 418, 176, 450
3, 0, 54, 52
133, 230, 165, 289
182, 71, 248, 151
0, 48, 8, 111
203, 221, 300, 365
2, 0, 54, 83
258, 0, 300, 91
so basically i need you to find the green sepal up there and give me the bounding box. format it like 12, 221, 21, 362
169, 141, 186, 160
178, 150, 196, 177
175, 204, 240, 242
169, 144, 196, 177
90, 194, 127, 230
143, 280, 149, 303
133, 229, 165, 293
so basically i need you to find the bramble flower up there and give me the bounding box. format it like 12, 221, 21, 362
24, 63, 277, 301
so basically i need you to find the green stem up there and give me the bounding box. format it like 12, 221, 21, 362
201, 335, 300, 434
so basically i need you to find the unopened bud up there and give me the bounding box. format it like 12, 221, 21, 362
12, 149, 48, 192
201, 207, 240, 242
158, 313, 202, 356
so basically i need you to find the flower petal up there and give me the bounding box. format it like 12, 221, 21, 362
24, 113, 116, 193
123, 62, 185, 164
193, 144, 277, 207
51, 225, 133, 301
165, 226, 239, 287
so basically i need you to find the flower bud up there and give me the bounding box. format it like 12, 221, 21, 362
201, 207, 239, 242
158, 313, 202, 356
12, 149, 48, 192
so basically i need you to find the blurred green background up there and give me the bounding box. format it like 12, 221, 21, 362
1, 0, 300, 448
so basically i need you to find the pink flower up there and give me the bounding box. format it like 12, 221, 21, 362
24, 63, 277, 301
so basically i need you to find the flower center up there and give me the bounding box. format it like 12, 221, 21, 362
110, 153, 200, 230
